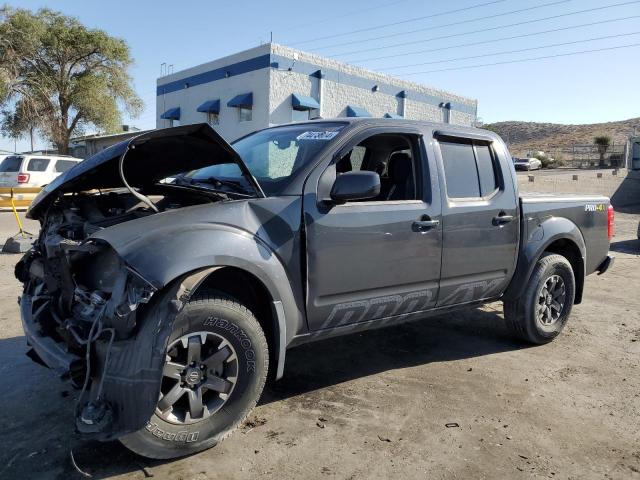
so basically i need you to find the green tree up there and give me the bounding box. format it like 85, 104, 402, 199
0, 7, 142, 153
593, 135, 611, 168
1, 97, 42, 151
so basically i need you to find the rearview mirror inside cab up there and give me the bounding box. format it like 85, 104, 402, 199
330, 171, 381, 203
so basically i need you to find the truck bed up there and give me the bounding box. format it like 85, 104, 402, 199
520, 193, 611, 275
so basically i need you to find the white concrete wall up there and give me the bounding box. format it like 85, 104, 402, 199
321, 79, 400, 118
156, 43, 478, 142
156, 44, 271, 142
157, 70, 269, 142
268, 70, 316, 126
269, 69, 468, 125
270, 43, 477, 124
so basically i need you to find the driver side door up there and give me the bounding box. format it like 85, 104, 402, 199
303, 127, 443, 332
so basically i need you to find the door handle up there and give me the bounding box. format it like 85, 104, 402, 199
493, 213, 515, 225
412, 218, 440, 232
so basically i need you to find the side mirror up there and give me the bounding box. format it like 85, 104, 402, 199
330, 171, 381, 203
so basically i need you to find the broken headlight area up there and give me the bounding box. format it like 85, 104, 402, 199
18, 220, 156, 434
20, 239, 156, 349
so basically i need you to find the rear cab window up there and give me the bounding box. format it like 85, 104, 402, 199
0, 156, 23, 172
438, 136, 499, 199
54, 160, 78, 172
27, 158, 50, 172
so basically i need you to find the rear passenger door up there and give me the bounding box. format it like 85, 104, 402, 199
54, 159, 79, 175
434, 132, 519, 307
25, 157, 51, 186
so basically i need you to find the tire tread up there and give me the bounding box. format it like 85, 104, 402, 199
120, 293, 269, 459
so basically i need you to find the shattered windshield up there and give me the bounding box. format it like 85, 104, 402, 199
182, 123, 345, 196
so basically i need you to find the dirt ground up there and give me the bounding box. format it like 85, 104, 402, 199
0, 210, 637, 480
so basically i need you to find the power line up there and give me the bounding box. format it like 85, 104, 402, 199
397, 42, 640, 75
351, 15, 640, 64
282, 0, 411, 36
380, 31, 640, 70
328, 0, 640, 58
289, 0, 509, 46
310, 0, 570, 52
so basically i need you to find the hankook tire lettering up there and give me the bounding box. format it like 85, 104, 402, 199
204, 316, 256, 372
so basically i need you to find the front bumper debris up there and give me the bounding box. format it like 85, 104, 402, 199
21, 293, 83, 381
19, 262, 217, 441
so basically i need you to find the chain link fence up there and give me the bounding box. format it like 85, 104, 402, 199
511, 143, 627, 169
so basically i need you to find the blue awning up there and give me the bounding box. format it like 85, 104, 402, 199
347, 105, 371, 117
227, 92, 253, 108
197, 99, 220, 113
292, 94, 320, 111
160, 107, 180, 120
384, 113, 403, 119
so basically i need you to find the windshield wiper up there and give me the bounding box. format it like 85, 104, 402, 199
190, 176, 254, 196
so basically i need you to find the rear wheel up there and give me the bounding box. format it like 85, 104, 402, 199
504, 253, 575, 344
120, 293, 268, 459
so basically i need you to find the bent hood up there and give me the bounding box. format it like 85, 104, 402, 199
27, 123, 261, 219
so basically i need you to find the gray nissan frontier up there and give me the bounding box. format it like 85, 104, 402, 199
15, 119, 614, 458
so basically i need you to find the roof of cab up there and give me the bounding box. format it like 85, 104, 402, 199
271, 117, 502, 144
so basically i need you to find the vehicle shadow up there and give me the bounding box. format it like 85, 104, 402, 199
610, 238, 639, 254
262, 306, 524, 403
610, 172, 640, 213
0, 306, 527, 479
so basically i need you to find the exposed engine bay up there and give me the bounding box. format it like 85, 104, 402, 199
15, 124, 264, 441
15, 188, 218, 434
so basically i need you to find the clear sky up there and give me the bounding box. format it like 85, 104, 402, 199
3, 0, 639, 152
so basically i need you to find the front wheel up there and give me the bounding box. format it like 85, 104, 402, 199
120, 294, 269, 459
504, 253, 575, 344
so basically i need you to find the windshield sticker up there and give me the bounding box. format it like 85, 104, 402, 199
296, 131, 339, 141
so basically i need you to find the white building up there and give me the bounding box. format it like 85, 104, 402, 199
156, 43, 478, 141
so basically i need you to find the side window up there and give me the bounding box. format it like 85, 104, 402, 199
348, 146, 366, 171
439, 141, 480, 198
27, 158, 50, 172
335, 134, 420, 202
239, 107, 252, 122
440, 138, 499, 199
292, 109, 310, 122
54, 160, 78, 173
474, 144, 498, 196
207, 112, 219, 126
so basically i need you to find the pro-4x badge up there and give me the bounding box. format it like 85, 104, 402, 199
585, 203, 606, 212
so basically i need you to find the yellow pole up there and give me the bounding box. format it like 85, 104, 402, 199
10, 189, 24, 235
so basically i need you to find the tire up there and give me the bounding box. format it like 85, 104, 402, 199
120, 293, 269, 459
504, 253, 575, 344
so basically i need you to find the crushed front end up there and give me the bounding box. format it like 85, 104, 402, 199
15, 195, 168, 439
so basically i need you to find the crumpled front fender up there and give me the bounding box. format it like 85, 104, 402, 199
92, 221, 302, 345
87, 267, 216, 440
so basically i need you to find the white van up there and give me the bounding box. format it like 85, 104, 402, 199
0, 154, 82, 188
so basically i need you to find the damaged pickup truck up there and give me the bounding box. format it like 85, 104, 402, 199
16, 120, 614, 459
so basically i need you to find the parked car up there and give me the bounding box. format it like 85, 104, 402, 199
0, 153, 82, 188
513, 156, 542, 170
16, 121, 614, 459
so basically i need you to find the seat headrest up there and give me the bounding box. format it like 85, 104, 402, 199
388, 152, 412, 180
336, 151, 352, 173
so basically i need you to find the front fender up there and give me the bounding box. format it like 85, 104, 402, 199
93, 223, 304, 346
504, 216, 586, 301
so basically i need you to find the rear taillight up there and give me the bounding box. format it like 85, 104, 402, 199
17, 173, 30, 184
607, 204, 614, 240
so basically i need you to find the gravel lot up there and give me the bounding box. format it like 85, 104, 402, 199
0, 208, 637, 480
